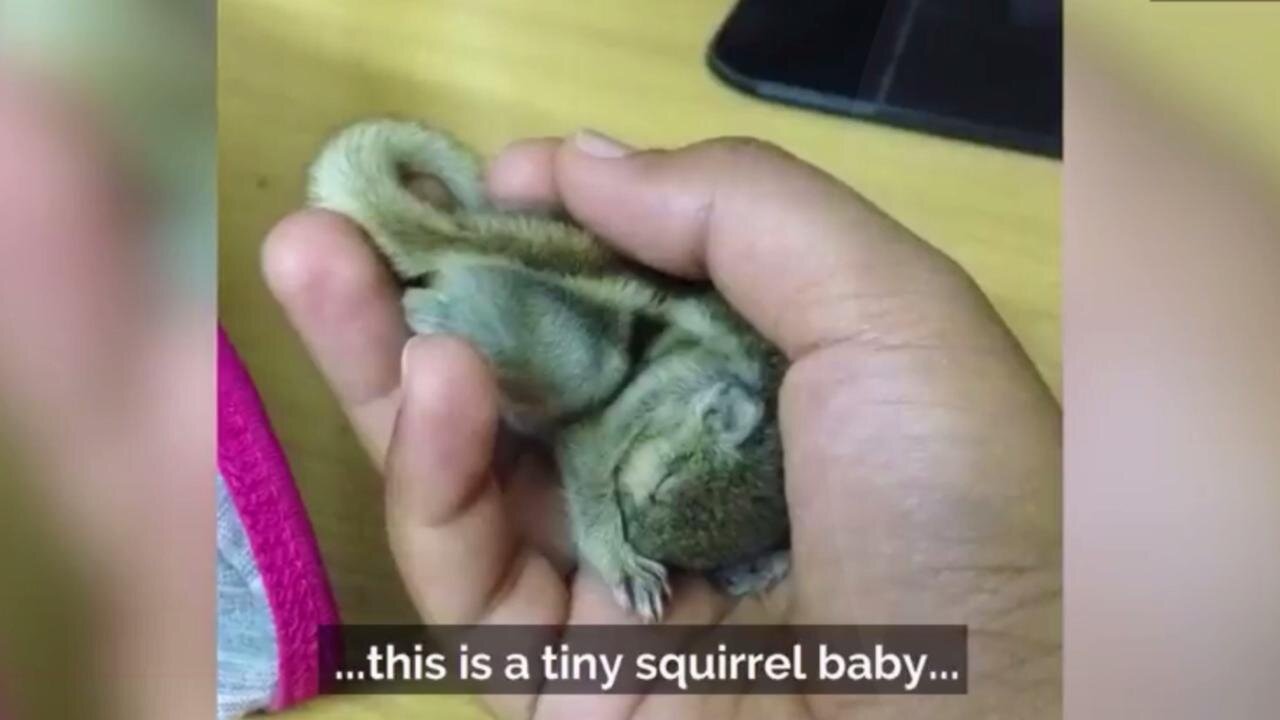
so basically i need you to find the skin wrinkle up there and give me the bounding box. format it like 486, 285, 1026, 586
787, 341, 1053, 434
781, 343, 1059, 634
773, 270, 1009, 362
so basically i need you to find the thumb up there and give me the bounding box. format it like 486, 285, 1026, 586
551, 131, 996, 360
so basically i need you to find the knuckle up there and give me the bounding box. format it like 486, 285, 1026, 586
700, 136, 795, 167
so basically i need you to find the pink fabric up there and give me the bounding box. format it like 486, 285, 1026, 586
217, 326, 339, 709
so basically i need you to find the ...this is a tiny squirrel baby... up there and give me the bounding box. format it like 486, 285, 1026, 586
308, 119, 791, 621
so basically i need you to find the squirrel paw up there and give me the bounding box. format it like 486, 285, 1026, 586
598, 545, 671, 622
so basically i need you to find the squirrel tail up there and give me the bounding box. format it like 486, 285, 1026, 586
306, 118, 489, 279
308, 117, 622, 279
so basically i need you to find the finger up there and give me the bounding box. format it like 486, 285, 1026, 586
551, 131, 997, 360
485, 137, 563, 211
388, 337, 567, 720
532, 574, 730, 720
387, 335, 567, 628
262, 209, 408, 464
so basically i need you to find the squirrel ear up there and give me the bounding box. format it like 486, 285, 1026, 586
695, 380, 763, 446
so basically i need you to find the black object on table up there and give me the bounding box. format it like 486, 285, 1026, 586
708, 0, 1063, 157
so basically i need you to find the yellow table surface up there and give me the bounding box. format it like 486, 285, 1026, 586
218, 1, 1060, 717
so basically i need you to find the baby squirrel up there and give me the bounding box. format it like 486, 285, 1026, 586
308, 119, 791, 621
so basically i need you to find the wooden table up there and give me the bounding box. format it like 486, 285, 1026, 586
218, 2, 1059, 717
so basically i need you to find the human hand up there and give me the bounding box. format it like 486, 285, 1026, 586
264, 131, 1061, 719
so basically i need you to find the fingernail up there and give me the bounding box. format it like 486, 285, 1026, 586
572, 129, 632, 159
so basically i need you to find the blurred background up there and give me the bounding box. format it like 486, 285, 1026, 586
1064, 2, 1280, 718
0, 0, 1275, 718
0, 1, 214, 719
